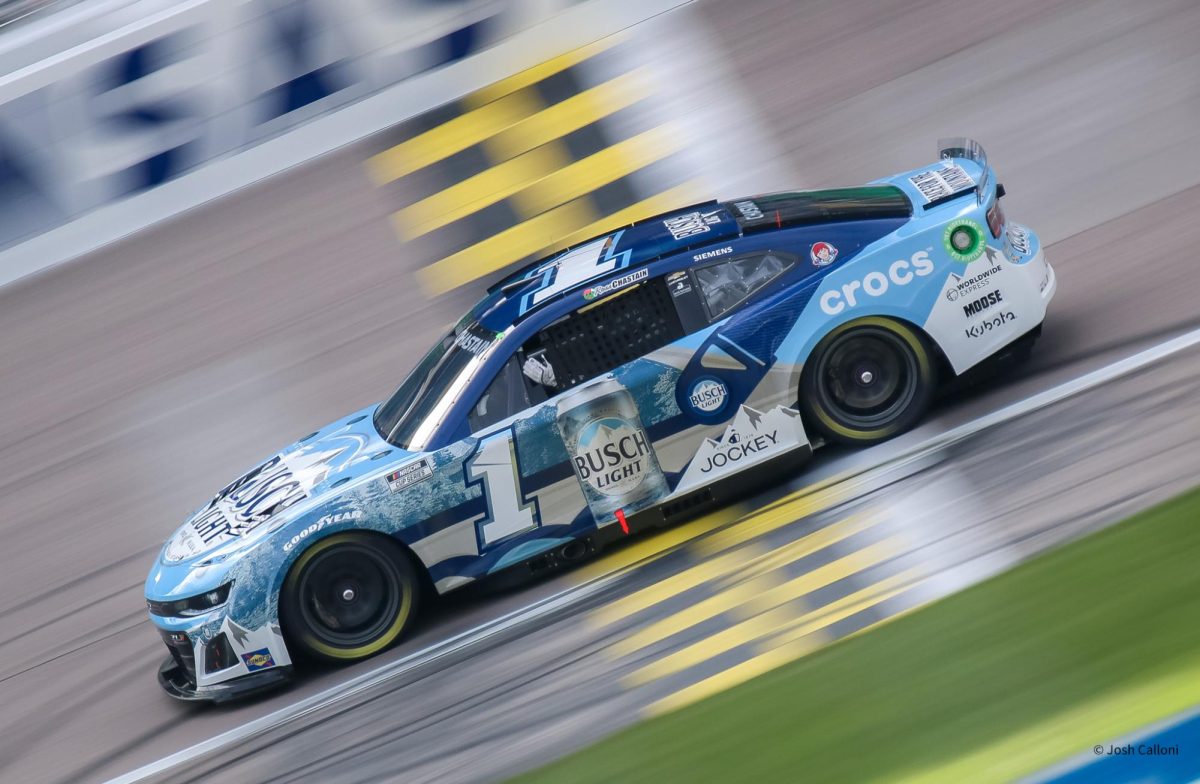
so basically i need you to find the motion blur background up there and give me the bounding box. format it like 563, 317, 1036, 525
2, 0, 1200, 782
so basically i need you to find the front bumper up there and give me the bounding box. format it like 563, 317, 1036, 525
158, 654, 292, 703
149, 602, 294, 702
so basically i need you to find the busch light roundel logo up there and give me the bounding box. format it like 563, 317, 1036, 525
688, 377, 729, 415
573, 417, 651, 497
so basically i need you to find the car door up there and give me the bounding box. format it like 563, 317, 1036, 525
432, 270, 696, 580
667, 249, 815, 496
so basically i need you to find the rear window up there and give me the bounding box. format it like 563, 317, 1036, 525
726, 187, 912, 231
695, 251, 795, 320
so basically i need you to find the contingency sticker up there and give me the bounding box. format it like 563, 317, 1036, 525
241, 648, 276, 671
387, 458, 434, 493
674, 404, 808, 495
663, 209, 723, 240
908, 164, 975, 202
666, 270, 693, 297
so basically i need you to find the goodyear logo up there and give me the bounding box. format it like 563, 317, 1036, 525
241, 648, 276, 672
365, 37, 703, 296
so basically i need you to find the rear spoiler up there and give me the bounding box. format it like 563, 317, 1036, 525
938, 137, 992, 206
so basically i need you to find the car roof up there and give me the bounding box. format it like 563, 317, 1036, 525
486, 185, 912, 321
487, 199, 731, 294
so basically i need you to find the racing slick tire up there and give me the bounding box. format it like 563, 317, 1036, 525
800, 317, 937, 446
280, 532, 421, 663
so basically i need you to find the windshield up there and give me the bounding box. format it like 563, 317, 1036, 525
373, 317, 503, 451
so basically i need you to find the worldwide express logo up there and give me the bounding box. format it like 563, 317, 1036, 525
819, 251, 934, 315
945, 264, 1002, 302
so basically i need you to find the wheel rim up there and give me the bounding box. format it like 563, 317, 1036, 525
814, 327, 919, 431
296, 543, 403, 649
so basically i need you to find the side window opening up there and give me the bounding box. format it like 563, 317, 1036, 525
695, 251, 795, 320
522, 277, 686, 393
469, 356, 532, 433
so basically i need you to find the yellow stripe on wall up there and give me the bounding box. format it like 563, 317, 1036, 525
365, 89, 544, 185
395, 144, 570, 240
512, 125, 679, 217
397, 125, 679, 241
537, 180, 704, 258
417, 181, 702, 295
416, 198, 597, 295
464, 36, 623, 109
483, 69, 652, 161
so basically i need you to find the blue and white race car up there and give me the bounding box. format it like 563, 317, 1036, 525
146, 139, 1055, 700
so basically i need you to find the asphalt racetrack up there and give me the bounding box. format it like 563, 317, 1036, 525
3, 1, 1200, 782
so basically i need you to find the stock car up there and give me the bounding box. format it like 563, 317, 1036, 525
146, 138, 1055, 700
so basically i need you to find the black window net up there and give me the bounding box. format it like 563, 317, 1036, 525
539, 278, 684, 390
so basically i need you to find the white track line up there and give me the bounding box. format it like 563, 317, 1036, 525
108, 325, 1200, 784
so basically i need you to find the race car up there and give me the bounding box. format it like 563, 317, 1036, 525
145, 138, 1055, 700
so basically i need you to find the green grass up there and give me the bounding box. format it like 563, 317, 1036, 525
516, 488, 1200, 784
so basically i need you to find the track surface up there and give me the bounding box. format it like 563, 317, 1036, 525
137, 337, 1200, 784
2, 1, 1200, 782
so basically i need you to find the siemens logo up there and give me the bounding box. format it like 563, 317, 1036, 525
819, 251, 935, 315
694, 246, 733, 262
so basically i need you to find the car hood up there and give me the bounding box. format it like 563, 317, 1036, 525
159, 405, 406, 565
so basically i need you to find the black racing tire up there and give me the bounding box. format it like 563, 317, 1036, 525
280, 532, 421, 663
800, 317, 938, 446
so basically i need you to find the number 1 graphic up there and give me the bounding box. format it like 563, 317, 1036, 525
465, 430, 540, 548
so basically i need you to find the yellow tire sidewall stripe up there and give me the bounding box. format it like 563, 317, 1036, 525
286, 533, 416, 660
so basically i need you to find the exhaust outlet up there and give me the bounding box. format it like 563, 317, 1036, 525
560, 539, 588, 562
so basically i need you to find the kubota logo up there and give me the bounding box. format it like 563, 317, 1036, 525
819, 251, 935, 315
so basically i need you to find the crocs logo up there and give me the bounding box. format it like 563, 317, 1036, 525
819, 251, 934, 316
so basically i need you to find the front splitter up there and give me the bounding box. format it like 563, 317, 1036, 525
157, 655, 293, 704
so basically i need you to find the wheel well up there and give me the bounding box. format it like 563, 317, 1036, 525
795, 315, 950, 444
799, 315, 950, 393
282, 528, 434, 598
277, 528, 429, 662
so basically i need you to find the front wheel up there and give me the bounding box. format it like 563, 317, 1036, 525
280, 532, 421, 663
800, 318, 937, 446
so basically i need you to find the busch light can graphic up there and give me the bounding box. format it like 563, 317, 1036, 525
556, 375, 669, 525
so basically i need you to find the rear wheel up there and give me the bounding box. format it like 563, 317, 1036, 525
801, 318, 937, 446
280, 533, 420, 663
